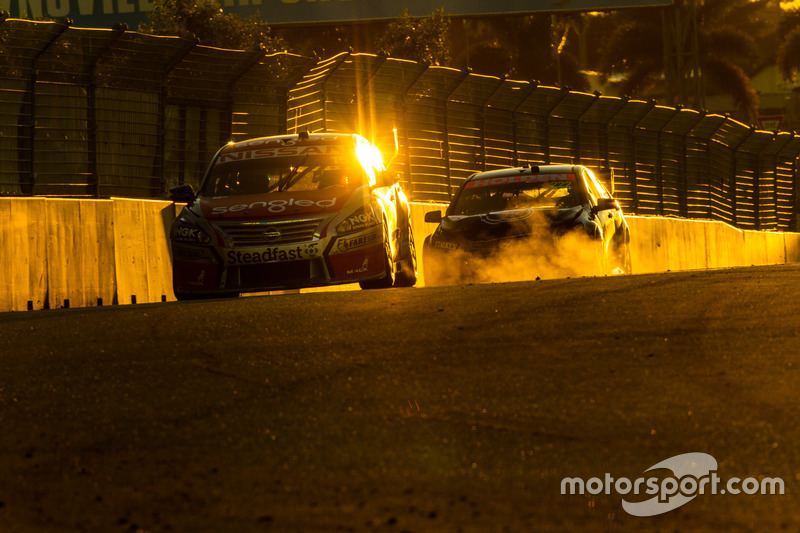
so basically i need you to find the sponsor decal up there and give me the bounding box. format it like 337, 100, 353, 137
347, 257, 370, 275
175, 248, 207, 260
216, 144, 346, 164
466, 173, 576, 189
431, 240, 459, 250
337, 231, 379, 253
226, 243, 320, 265
175, 226, 200, 240
211, 197, 337, 215
187, 271, 206, 287
345, 210, 378, 230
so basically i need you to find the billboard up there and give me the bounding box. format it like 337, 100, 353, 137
0, 0, 674, 30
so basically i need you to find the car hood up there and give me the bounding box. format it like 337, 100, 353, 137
195, 188, 360, 220
436, 206, 585, 241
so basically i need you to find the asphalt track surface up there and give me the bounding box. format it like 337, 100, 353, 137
0, 264, 798, 532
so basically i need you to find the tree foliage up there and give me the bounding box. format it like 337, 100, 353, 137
448, 14, 589, 90
138, 0, 286, 52
778, 8, 800, 81
375, 9, 449, 65
597, 0, 771, 124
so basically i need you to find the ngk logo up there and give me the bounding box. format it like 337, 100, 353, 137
347, 212, 377, 226
176, 227, 198, 239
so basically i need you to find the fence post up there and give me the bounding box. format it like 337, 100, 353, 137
443, 70, 470, 199
545, 86, 570, 165
576, 91, 601, 166
511, 82, 538, 167
160, 39, 196, 191
25, 20, 71, 195
630, 100, 657, 214
88, 23, 128, 198
656, 108, 680, 215
729, 126, 753, 227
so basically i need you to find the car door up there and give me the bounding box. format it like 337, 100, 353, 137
582, 167, 618, 245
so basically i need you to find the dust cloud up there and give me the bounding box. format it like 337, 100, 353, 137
424, 230, 611, 287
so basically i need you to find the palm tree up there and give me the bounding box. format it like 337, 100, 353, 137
597, 0, 770, 124
777, 7, 800, 82
450, 14, 590, 91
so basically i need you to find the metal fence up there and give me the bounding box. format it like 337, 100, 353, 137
1, 20, 798, 231
0, 19, 313, 198
287, 53, 800, 232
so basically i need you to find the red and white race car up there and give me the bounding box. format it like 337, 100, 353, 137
169, 132, 416, 299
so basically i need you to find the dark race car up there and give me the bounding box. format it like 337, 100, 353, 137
422, 164, 631, 286
169, 132, 416, 299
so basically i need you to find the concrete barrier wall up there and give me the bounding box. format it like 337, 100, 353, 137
409, 202, 800, 284
0, 197, 175, 312
1, 198, 798, 312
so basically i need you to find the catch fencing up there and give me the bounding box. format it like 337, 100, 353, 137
0, 18, 313, 198
1, 20, 798, 231
287, 53, 800, 232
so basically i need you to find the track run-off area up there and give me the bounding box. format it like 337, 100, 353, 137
0, 264, 798, 532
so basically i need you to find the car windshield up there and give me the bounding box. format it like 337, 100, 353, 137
201, 154, 368, 197
451, 174, 584, 215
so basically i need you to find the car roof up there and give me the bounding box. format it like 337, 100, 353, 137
219, 132, 365, 155
464, 165, 583, 182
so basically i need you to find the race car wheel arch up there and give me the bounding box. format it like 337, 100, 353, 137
359, 218, 395, 290
422, 235, 446, 287
393, 219, 417, 287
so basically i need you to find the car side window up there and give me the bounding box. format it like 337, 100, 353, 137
584, 168, 611, 199
582, 169, 600, 205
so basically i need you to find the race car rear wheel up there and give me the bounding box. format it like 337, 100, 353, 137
609, 231, 632, 275
359, 222, 395, 290
422, 235, 445, 287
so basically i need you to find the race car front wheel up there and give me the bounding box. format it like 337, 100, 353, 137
393, 221, 417, 287
359, 222, 395, 290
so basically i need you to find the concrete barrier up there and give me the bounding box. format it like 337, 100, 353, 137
0, 198, 48, 311
409, 203, 800, 284
113, 198, 175, 305
409, 202, 450, 284
45, 198, 116, 309
0, 198, 798, 312
0, 197, 175, 313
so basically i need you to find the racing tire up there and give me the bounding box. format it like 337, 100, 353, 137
359, 222, 395, 290
393, 221, 417, 287
422, 235, 444, 287
609, 231, 632, 275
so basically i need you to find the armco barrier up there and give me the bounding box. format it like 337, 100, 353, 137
2, 199, 799, 313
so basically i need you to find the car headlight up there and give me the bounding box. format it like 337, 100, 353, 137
172, 217, 212, 244
336, 205, 380, 234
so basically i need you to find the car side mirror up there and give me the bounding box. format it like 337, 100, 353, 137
374, 170, 398, 188
424, 210, 443, 224
591, 197, 619, 214
170, 184, 195, 204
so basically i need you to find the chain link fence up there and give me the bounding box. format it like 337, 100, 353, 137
1, 21, 798, 231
